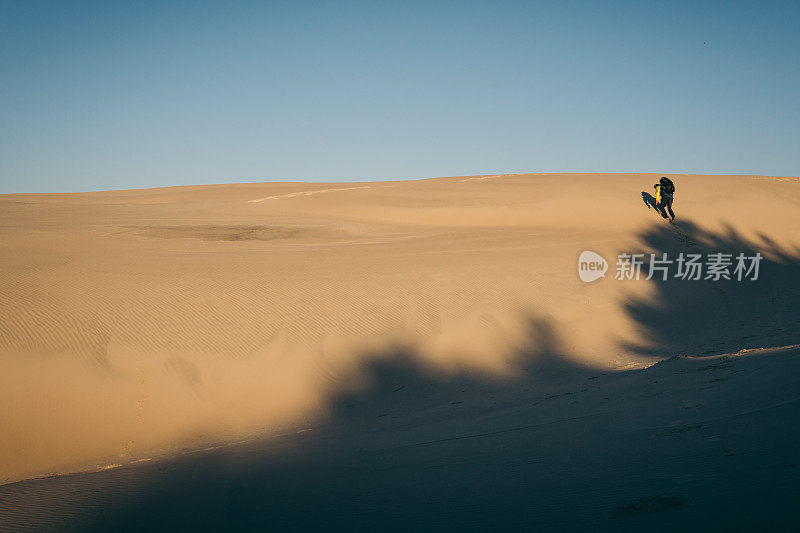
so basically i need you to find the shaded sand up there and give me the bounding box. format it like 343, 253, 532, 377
1, 173, 799, 529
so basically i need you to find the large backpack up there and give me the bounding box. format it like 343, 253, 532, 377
659, 177, 675, 195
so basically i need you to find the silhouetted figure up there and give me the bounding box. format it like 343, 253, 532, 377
654, 176, 676, 222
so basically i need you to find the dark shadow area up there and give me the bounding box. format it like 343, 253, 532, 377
621, 219, 800, 358
2, 222, 800, 531
1, 314, 626, 532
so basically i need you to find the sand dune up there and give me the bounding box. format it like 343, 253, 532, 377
1, 173, 799, 529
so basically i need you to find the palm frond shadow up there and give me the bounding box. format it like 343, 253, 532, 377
620, 219, 800, 358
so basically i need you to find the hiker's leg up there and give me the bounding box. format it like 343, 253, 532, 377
666, 197, 675, 220
657, 198, 668, 218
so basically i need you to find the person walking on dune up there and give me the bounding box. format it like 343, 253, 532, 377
654, 176, 676, 222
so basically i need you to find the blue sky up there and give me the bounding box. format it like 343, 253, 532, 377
1, 1, 798, 193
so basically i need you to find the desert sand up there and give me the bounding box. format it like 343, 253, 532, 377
1, 173, 799, 530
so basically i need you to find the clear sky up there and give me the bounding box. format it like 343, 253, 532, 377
1, 1, 798, 193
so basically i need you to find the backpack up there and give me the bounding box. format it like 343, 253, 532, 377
659, 177, 675, 195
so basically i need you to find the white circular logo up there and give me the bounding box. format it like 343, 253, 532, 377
578, 250, 608, 282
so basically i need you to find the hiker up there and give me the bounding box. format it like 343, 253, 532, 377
654, 176, 676, 222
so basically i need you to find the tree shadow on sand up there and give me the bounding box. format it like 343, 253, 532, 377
2, 314, 624, 532
2, 222, 800, 531
620, 218, 800, 359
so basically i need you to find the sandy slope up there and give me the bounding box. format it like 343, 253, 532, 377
1, 173, 799, 529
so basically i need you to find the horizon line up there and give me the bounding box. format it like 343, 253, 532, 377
2, 171, 798, 196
